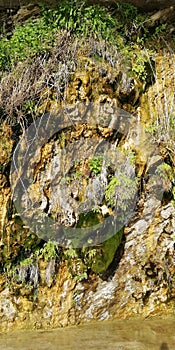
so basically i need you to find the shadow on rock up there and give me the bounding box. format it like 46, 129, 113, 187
160, 343, 169, 350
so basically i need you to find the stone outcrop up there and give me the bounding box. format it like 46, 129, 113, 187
0, 44, 175, 330
0, 0, 175, 332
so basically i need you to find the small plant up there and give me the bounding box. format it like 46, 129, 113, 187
156, 162, 174, 181
64, 247, 88, 282
0, 17, 57, 71
74, 270, 88, 282
65, 175, 71, 184
153, 23, 167, 39
131, 44, 154, 81
92, 205, 102, 214
37, 241, 60, 261
105, 176, 120, 207
64, 247, 77, 260
82, 247, 98, 265
22, 100, 36, 116
105, 174, 138, 212
75, 170, 81, 180
89, 156, 103, 176
20, 256, 33, 267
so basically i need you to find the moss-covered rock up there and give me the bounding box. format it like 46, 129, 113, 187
90, 229, 123, 274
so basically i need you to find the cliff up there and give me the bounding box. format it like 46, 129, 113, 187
0, 0, 175, 331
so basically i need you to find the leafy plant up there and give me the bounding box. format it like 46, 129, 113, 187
63, 247, 88, 282
0, 1, 117, 71
22, 100, 36, 115
105, 174, 138, 212
20, 256, 33, 267
41, 1, 117, 40
0, 0, 150, 72
105, 176, 120, 207
89, 156, 103, 176
156, 162, 174, 181
92, 205, 102, 214
114, 0, 148, 40
37, 241, 60, 261
131, 44, 154, 81
153, 23, 167, 39
0, 18, 57, 70
64, 247, 77, 260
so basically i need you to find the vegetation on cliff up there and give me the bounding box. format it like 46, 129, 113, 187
0, 0, 174, 257
0, 0, 167, 72
0, 0, 175, 328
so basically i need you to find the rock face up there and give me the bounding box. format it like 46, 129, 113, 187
1, 45, 175, 330
0, 1, 175, 331
74, 202, 175, 322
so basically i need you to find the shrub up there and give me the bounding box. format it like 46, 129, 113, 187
41, 1, 117, 39
0, 1, 117, 71
0, 0, 148, 72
